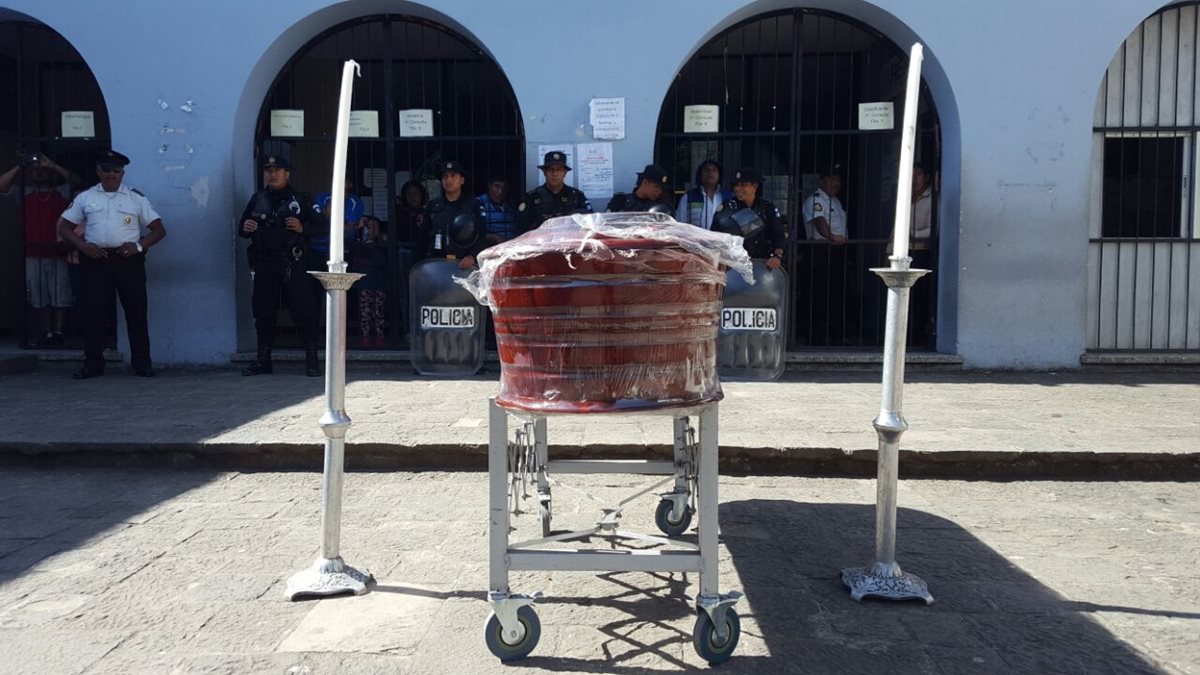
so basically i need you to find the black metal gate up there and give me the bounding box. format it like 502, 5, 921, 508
256, 15, 524, 349
656, 9, 940, 349
0, 20, 111, 350
1090, 2, 1200, 352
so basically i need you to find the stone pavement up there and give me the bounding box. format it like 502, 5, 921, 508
0, 468, 1196, 674
0, 364, 1198, 477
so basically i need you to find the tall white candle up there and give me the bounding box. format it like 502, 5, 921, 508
891, 44, 924, 262
329, 60, 360, 266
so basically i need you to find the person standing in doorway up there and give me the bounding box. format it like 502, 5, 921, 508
419, 160, 486, 269
675, 160, 732, 229
717, 167, 787, 270
57, 150, 167, 379
802, 165, 851, 344
238, 155, 324, 377
477, 177, 518, 246
0, 152, 81, 346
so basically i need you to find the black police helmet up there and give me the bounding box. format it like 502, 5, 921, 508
450, 212, 480, 248
712, 209, 765, 239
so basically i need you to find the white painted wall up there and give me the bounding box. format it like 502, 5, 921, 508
0, 0, 1175, 367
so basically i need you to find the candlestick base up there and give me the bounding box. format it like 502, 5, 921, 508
841, 563, 933, 604
285, 556, 373, 600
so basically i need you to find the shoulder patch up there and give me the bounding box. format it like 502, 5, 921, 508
518, 202, 526, 212
812, 202, 823, 212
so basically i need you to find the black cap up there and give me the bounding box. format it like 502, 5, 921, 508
819, 163, 843, 178
637, 164, 669, 186
262, 155, 291, 170
732, 167, 763, 185
97, 150, 131, 167
538, 151, 571, 171
439, 160, 465, 177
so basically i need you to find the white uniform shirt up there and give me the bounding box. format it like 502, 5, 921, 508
60, 183, 160, 247
801, 187, 847, 241
912, 187, 933, 241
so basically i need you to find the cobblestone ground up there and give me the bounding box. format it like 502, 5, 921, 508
0, 469, 1196, 674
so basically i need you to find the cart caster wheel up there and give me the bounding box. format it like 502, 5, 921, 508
485, 605, 540, 662
655, 498, 693, 536
539, 503, 552, 537
693, 608, 740, 665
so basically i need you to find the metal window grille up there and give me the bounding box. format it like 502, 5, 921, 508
0, 20, 111, 350
256, 15, 525, 349
655, 9, 941, 350
1090, 2, 1200, 351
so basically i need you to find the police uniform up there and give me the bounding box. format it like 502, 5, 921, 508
719, 168, 788, 260
605, 164, 670, 213
800, 171, 853, 344
238, 155, 325, 376
517, 151, 592, 231
420, 161, 487, 261
801, 187, 847, 241
59, 150, 163, 378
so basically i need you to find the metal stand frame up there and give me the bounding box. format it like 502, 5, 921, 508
840, 257, 933, 605
285, 264, 373, 600
485, 399, 741, 663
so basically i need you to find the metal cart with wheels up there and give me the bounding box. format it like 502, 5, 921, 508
484, 398, 742, 665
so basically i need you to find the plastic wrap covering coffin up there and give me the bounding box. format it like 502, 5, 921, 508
458, 213, 754, 414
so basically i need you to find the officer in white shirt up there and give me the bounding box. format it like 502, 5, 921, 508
800, 165, 851, 344
802, 167, 847, 244
58, 150, 167, 379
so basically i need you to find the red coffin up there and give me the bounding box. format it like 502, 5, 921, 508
487, 232, 727, 414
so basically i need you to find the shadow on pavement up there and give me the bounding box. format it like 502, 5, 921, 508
0, 469, 223, 589
506, 500, 1166, 673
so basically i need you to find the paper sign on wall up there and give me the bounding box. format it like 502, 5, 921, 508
270, 109, 305, 137
588, 98, 625, 140
684, 105, 719, 133
349, 110, 379, 137
536, 144, 576, 187
858, 102, 895, 130
61, 111, 95, 138
399, 109, 434, 137
576, 142, 614, 200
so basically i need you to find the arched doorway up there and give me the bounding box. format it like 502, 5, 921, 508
1088, 2, 1200, 352
656, 9, 941, 349
254, 14, 524, 349
0, 15, 110, 350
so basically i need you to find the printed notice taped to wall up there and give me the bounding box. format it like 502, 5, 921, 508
270, 110, 304, 137
61, 111, 95, 138
349, 111, 379, 137
576, 142, 614, 200
589, 98, 625, 140
399, 109, 434, 137
683, 105, 719, 133
858, 102, 894, 130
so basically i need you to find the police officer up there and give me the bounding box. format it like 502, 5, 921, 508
419, 160, 486, 269
801, 165, 851, 344
517, 151, 592, 231
717, 167, 787, 271
802, 166, 847, 245
57, 150, 167, 379
606, 164, 670, 212
238, 155, 325, 377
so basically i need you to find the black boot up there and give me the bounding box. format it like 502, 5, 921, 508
305, 348, 320, 377
242, 351, 272, 376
